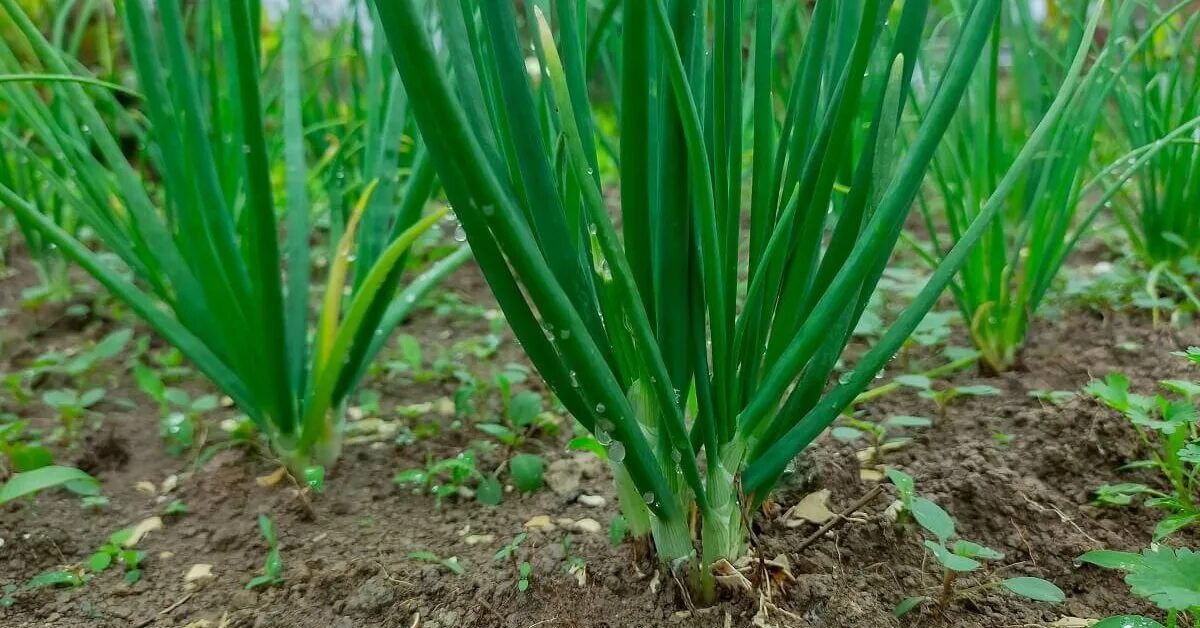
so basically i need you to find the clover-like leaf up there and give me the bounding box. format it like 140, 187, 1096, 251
1125, 547, 1200, 611
1085, 373, 1130, 410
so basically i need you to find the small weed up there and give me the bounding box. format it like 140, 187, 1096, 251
1085, 354, 1199, 539
494, 533, 531, 592
832, 414, 931, 465
408, 550, 465, 575
87, 527, 146, 584
896, 375, 1001, 415
246, 515, 284, 589
887, 469, 1064, 618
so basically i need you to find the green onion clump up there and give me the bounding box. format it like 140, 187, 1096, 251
370, 0, 1101, 593
0, 0, 467, 472
0, 0, 118, 304
1112, 4, 1200, 266
909, 0, 1174, 373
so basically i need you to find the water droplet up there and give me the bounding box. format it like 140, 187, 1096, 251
586, 167, 594, 176
838, 371, 854, 385
596, 429, 613, 445
569, 371, 579, 387
595, 403, 606, 414
453, 226, 467, 242
608, 441, 626, 462
642, 491, 655, 504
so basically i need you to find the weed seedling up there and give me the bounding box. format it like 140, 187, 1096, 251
42, 387, 106, 442
1085, 357, 1199, 539
134, 363, 219, 456
88, 527, 146, 584
0, 465, 100, 505
886, 470, 1064, 618
1029, 389, 1077, 406
477, 389, 555, 448
80, 495, 110, 510
26, 569, 86, 590
162, 499, 188, 517
494, 533, 531, 592
395, 450, 482, 505
1078, 547, 1199, 627
832, 414, 932, 465
61, 330, 132, 381
894, 374, 1002, 415
0, 420, 53, 474
408, 550, 465, 575
246, 515, 284, 589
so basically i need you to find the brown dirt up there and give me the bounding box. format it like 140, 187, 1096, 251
1, 251, 1198, 628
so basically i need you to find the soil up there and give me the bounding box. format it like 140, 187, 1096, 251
1, 249, 1198, 628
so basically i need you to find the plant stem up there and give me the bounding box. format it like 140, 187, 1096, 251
938, 569, 957, 610
853, 354, 977, 406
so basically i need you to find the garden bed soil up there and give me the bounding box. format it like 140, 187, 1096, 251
1, 255, 1198, 628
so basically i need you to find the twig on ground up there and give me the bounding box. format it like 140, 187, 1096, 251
1017, 491, 1101, 546
796, 485, 886, 554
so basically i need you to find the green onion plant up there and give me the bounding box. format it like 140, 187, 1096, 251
911, 0, 1199, 373
1112, 4, 1200, 267
0, 0, 120, 303
372, 0, 1105, 594
0, 0, 468, 473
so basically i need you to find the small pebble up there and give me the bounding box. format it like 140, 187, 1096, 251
571, 518, 602, 534
577, 494, 606, 508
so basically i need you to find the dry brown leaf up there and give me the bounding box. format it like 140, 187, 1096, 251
1049, 618, 1098, 627
185, 564, 214, 582
568, 562, 587, 587
255, 467, 287, 488
713, 558, 753, 592
523, 515, 555, 530
124, 516, 163, 547
859, 468, 885, 482
784, 489, 834, 527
